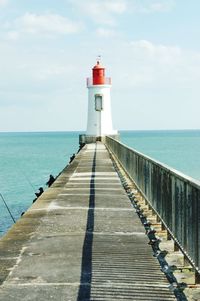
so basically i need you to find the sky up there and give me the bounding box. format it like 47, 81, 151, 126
0, 0, 200, 132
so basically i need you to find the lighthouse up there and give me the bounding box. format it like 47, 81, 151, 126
80, 60, 118, 145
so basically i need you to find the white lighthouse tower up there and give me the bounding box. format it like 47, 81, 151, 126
80, 60, 118, 144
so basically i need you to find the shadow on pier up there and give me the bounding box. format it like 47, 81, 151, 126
77, 146, 96, 300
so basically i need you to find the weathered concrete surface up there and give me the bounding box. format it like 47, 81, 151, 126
0, 143, 176, 300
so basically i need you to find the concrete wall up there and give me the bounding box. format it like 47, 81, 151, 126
105, 136, 200, 274
79, 134, 119, 146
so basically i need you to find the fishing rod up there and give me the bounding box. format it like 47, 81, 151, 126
0, 193, 16, 224
18, 167, 36, 193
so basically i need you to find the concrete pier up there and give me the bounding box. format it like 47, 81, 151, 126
0, 143, 176, 300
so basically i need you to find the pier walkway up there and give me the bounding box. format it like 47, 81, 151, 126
0, 143, 176, 300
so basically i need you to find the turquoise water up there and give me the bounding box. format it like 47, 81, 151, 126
0, 130, 200, 236
120, 130, 200, 181
0, 132, 79, 235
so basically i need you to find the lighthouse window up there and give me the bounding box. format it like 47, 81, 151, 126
95, 95, 103, 111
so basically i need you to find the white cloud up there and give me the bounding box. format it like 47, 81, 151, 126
96, 28, 116, 37
0, 0, 8, 7
108, 39, 189, 89
5, 13, 82, 39
130, 40, 181, 64
6, 31, 19, 41
35, 65, 69, 81
150, 1, 174, 12
130, 0, 175, 13
70, 0, 127, 25
106, 39, 200, 130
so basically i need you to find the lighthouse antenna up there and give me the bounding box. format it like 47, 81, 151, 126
97, 55, 101, 64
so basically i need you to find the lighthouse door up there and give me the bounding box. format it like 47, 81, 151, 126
95, 95, 103, 111
95, 94, 103, 137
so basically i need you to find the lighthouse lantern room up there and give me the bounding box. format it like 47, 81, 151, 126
80, 60, 118, 144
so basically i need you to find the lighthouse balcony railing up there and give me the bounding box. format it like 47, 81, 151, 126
86, 77, 111, 86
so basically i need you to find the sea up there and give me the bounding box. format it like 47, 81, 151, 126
0, 130, 200, 236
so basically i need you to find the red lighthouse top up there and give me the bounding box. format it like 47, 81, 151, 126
86, 60, 111, 87
92, 60, 105, 85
